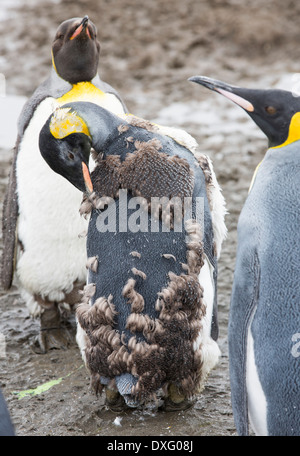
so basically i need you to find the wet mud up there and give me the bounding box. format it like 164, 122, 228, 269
1, 0, 299, 437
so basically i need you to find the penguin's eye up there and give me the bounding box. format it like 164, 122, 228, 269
57, 34, 64, 40
68, 152, 75, 160
265, 106, 277, 115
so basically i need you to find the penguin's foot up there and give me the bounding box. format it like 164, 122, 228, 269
104, 388, 129, 412
32, 305, 73, 353
161, 383, 196, 412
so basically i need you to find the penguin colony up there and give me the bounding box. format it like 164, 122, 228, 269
1, 15, 299, 435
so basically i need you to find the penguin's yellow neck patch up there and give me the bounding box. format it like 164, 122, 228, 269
271, 111, 300, 149
50, 107, 91, 139
51, 50, 57, 74
248, 161, 262, 193
56, 81, 106, 105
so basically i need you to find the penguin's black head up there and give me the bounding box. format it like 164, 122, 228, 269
52, 16, 100, 84
39, 112, 93, 194
189, 76, 300, 148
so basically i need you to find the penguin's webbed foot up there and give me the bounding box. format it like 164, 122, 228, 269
160, 383, 196, 412
104, 388, 130, 412
31, 305, 73, 353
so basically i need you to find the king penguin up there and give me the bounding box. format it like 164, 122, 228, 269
38, 101, 227, 411
189, 75, 300, 436
1, 16, 128, 352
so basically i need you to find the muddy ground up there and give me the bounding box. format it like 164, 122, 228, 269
0, 0, 299, 438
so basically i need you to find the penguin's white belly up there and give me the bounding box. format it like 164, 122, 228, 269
16, 97, 88, 301
246, 320, 268, 436
194, 256, 221, 387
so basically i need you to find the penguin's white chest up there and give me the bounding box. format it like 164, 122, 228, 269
16, 85, 126, 302
16, 97, 88, 301
246, 318, 268, 436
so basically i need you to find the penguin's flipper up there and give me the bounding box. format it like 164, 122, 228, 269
1, 143, 19, 290
228, 225, 260, 436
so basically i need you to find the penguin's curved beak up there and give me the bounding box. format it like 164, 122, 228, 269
82, 161, 93, 194
189, 76, 255, 113
70, 15, 91, 40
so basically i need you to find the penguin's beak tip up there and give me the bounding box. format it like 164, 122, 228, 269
82, 15, 89, 26
187, 75, 217, 91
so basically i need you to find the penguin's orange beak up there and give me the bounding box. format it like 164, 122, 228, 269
70, 16, 91, 40
82, 162, 93, 193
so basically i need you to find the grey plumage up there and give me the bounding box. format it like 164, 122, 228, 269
229, 143, 300, 435
189, 75, 300, 435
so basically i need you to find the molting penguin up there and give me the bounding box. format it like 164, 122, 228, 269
189, 76, 300, 435
0, 388, 15, 436
1, 16, 128, 353
38, 101, 227, 411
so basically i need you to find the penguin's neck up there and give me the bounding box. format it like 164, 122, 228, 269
64, 101, 126, 153
56, 81, 108, 106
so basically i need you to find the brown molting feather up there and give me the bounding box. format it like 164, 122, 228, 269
81, 267, 205, 399
130, 251, 141, 259
76, 293, 117, 331
91, 155, 121, 198
85, 333, 126, 380
90, 372, 103, 395
94, 195, 115, 211
195, 154, 213, 185
78, 138, 195, 234
125, 219, 206, 399
88, 139, 194, 221
122, 278, 145, 313
134, 138, 163, 152
162, 253, 176, 261
86, 256, 98, 273
120, 140, 194, 204
131, 267, 147, 280
79, 191, 106, 217
77, 293, 129, 383
126, 313, 152, 334
125, 136, 134, 147
88, 325, 120, 348
118, 123, 129, 134
125, 278, 205, 399
79, 283, 96, 305
126, 115, 159, 133
78, 217, 207, 402
180, 262, 189, 272
79, 194, 94, 218
107, 345, 130, 374
185, 219, 205, 276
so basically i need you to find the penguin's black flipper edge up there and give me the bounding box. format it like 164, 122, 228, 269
1, 142, 19, 290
